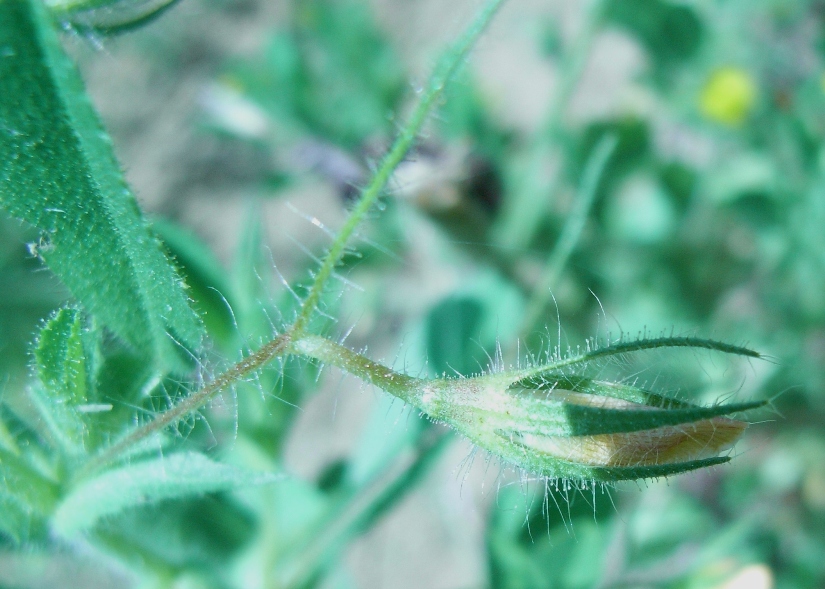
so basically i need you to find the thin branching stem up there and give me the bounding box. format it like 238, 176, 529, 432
81, 0, 507, 477
291, 0, 507, 336
80, 334, 291, 477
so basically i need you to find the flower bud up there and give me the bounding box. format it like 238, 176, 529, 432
417, 370, 763, 482
294, 333, 764, 484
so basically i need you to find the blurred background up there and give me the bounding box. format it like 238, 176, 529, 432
2, 0, 825, 587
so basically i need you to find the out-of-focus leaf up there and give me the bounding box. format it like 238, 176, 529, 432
703, 152, 778, 204
604, 0, 703, 83
575, 118, 650, 195
95, 495, 255, 569
426, 297, 485, 377
0, 448, 59, 543
0, 495, 30, 544
231, 0, 405, 149
52, 452, 283, 537
487, 485, 614, 589
347, 394, 427, 487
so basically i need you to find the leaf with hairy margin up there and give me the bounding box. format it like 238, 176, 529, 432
0, 0, 203, 373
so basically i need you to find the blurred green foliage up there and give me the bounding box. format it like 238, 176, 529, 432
2, 0, 825, 587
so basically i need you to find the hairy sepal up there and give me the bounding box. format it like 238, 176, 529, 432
414, 338, 763, 483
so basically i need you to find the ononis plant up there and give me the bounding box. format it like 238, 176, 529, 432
0, 0, 767, 585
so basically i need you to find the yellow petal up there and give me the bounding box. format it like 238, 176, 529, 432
700, 67, 757, 126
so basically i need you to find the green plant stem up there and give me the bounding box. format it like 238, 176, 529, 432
79, 334, 291, 477
81, 0, 507, 477
291, 335, 422, 404
540, 0, 606, 139
81, 332, 422, 477
290, 0, 507, 336
519, 133, 617, 338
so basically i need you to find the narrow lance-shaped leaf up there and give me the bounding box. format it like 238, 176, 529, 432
0, 0, 203, 372
52, 451, 284, 537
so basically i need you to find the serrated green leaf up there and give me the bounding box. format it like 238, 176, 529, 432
52, 452, 283, 537
0, 0, 203, 373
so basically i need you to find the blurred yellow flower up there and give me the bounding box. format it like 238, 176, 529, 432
700, 67, 757, 126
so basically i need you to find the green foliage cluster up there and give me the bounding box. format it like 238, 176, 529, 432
1, 0, 824, 587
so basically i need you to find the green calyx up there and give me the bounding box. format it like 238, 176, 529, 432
410, 339, 765, 483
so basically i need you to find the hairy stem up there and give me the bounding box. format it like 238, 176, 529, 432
81, 0, 507, 476
291, 334, 422, 404
291, 0, 507, 335
80, 334, 291, 476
